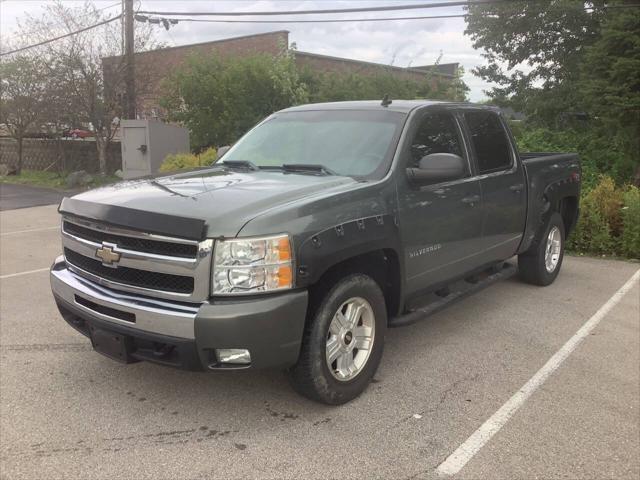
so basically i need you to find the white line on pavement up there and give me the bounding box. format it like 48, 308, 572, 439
436, 268, 640, 477
0, 226, 59, 236
0, 267, 50, 279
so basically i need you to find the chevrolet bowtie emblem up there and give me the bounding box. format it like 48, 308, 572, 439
95, 245, 121, 266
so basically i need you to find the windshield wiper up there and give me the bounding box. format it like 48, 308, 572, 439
282, 164, 337, 176
150, 180, 190, 198
222, 160, 259, 171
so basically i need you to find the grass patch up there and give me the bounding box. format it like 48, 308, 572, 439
0, 170, 67, 189
0, 170, 119, 190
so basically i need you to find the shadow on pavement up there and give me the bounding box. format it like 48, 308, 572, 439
0, 183, 74, 211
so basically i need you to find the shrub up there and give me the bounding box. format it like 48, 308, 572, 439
587, 176, 624, 237
620, 186, 640, 259
513, 125, 633, 190
159, 147, 217, 173
198, 147, 219, 166
566, 175, 639, 258
567, 193, 613, 255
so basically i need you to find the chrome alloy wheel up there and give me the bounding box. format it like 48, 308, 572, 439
325, 297, 375, 381
545, 226, 562, 273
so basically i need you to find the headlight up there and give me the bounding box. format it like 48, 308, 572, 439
212, 234, 293, 295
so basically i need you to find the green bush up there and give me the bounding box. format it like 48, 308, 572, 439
620, 186, 640, 259
514, 124, 638, 259
159, 147, 217, 173
567, 185, 614, 255
197, 147, 219, 165
513, 125, 633, 190
566, 175, 639, 258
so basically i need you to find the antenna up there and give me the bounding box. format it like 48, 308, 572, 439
381, 94, 392, 107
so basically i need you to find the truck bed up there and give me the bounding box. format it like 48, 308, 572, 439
519, 152, 581, 254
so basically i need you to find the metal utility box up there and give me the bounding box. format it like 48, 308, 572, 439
120, 120, 190, 179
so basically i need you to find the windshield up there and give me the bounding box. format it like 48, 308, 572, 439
222, 110, 406, 178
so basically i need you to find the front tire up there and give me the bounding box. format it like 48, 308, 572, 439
289, 274, 386, 405
518, 212, 565, 286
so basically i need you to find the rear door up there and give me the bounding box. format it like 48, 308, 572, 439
397, 109, 484, 295
462, 110, 526, 263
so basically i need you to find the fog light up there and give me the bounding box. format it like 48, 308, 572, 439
216, 348, 251, 365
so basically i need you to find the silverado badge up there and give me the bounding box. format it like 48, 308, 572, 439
95, 244, 121, 266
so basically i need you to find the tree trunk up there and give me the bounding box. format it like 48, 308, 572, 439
96, 136, 108, 175
16, 136, 23, 175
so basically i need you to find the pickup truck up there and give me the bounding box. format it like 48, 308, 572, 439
50, 100, 581, 404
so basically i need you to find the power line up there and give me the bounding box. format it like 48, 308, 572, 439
138, 1, 504, 17
0, 15, 122, 57
138, 13, 470, 24
136, 3, 640, 26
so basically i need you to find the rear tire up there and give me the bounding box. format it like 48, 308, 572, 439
518, 212, 565, 286
289, 274, 386, 405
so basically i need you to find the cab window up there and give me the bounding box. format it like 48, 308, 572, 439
464, 111, 512, 173
408, 112, 467, 179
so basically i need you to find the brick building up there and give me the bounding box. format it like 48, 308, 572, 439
102, 30, 457, 118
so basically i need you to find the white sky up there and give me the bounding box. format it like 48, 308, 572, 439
0, 0, 495, 101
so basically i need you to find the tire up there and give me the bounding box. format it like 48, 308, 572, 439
289, 274, 386, 405
518, 212, 565, 286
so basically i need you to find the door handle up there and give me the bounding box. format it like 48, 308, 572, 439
509, 184, 524, 193
461, 195, 480, 206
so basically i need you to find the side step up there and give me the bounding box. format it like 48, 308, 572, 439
388, 262, 517, 328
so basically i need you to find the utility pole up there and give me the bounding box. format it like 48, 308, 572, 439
124, 0, 136, 119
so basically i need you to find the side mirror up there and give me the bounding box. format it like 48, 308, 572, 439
216, 145, 231, 161
406, 153, 465, 186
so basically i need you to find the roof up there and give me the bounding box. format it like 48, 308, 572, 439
279, 99, 486, 114
102, 30, 290, 61
294, 51, 455, 78
412, 63, 459, 76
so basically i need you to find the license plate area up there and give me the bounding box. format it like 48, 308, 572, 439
89, 326, 135, 363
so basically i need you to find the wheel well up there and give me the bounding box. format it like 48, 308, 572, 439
308, 249, 401, 320
558, 196, 579, 236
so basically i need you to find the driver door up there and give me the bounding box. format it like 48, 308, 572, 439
397, 110, 484, 295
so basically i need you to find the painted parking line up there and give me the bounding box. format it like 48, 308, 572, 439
0, 267, 50, 280
436, 268, 640, 477
0, 226, 59, 236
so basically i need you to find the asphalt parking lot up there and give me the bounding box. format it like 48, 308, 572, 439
0, 183, 70, 211
1, 202, 638, 480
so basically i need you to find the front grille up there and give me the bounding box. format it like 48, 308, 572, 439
63, 221, 198, 258
64, 248, 194, 294
75, 295, 136, 323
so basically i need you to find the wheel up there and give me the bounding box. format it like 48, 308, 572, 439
518, 212, 565, 286
289, 274, 386, 405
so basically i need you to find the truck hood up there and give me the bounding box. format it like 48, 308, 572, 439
64, 167, 357, 238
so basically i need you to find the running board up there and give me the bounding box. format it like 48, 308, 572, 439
389, 262, 517, 328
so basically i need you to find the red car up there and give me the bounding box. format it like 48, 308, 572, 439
64, 128, 93, 139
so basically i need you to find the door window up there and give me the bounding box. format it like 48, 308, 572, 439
464, 111, 512, 173
409, 112, 467, 178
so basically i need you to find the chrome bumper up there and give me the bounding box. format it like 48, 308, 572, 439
50, 256, 199, 339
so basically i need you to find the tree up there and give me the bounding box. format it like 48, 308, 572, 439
465, 0, 639, 184
161, 51, 308, 150
0, 56, 49, 174
13, 1, 158, 174
301, 65, 469, 104
419, 66, 470, 102
464, 0, 606, 123
579, 1, 640, 179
